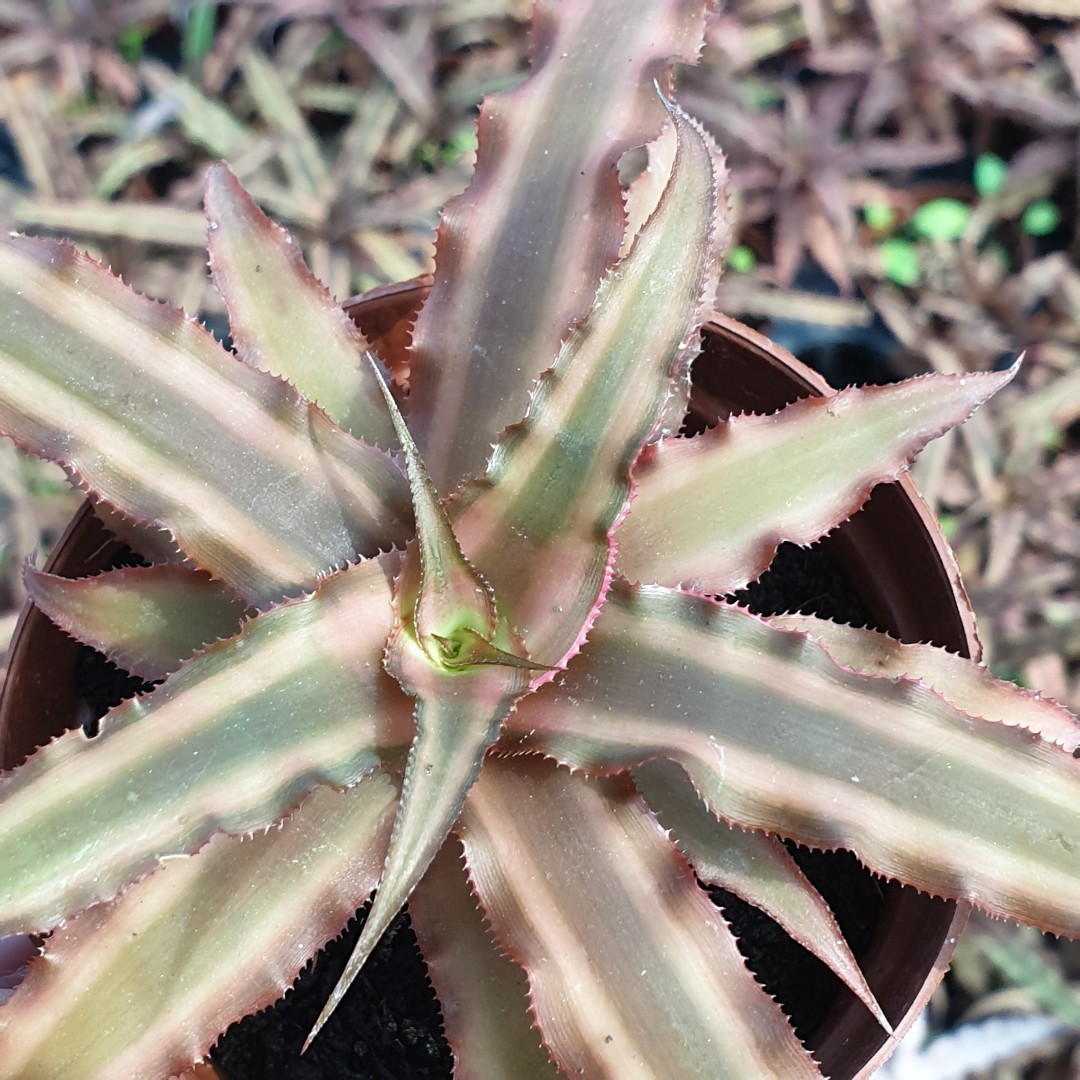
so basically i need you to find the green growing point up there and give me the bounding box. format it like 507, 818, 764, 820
3, 3, 1080, 1076
366, 356, 541, 674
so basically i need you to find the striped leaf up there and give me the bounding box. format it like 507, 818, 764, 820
0, 775, 397, 1080
205, 164, 398, 450
303, 358, 537, 1044
506, 581, 1080, 937
461, 757, 820, 1077
450, 101, 727, 667
635, 758, 892, 1034
617, 368, 1015, 594
407, 0, 710, 492
0, 553, 412, 934
0, 234, 412, 607
26, 564, 247, 682
308, 627, 527, 1046
410, 837, 560, 1080
767, 613, 1080, 752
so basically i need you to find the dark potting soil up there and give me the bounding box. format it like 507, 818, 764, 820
210, 904, 451, 1080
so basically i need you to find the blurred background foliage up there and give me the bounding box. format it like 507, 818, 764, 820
0, 1, 1078, 1075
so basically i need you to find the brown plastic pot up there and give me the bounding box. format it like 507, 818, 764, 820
691, 313, 972, 1078
0, 282, 971, 1079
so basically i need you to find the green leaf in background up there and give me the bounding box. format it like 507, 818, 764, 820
912, 198, 970, 241
981, 929, 1080, 1026
745, 79, 782, 112
183, 3, 217, 70
863, 203, 896, 231
1022, 199, 1061, 237
986, 242, 1011, 273
728, 244, 756, 273
117, 26, 148, 63
973, 153, 1008, 198
880, 237, 920, 286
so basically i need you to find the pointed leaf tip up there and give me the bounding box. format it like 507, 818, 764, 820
407, 0, 714, 491
303, 363, 536, 1047
450, 96, 722, 671
364, 354, 533, 675
0, 230, 412, 604
304, 657, 524, 1049
205, 163, 398, 451
618, 366, 1015, 595
25, 563, 246, 682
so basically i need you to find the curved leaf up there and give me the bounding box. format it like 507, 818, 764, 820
410, 837, 560, 1079
635, 758, 891, 1034
0, 235, 412, 606
307, 637, 525, 1047
407, 0, 710, 491
205, 164, 398, 450
0, 775, 397, 1080
0, 553, 411, 934
767, 613, 1080, 752
305, 357, 536, 1044
617, 368, 1015, 594
451, 101, 726, 668
461, 757, 819, 1077
26, 564, 247, 682
507, 582, 1080, 937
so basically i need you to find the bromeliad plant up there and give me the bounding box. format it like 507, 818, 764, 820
1, 1, 1080, 1076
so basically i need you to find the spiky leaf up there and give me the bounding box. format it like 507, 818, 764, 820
307, 362, 533, 1043
26, 564, 246, 682
0, 236, 412, 606
636, 758, 891, 1033
408, 0, 710, 491
507, 582, 1080, 937
462, 757, 820, 1077
767, 613, 1080, 752
451, 101, 726, 667
0, 554, 411, 934
0, 776, 397, 1080
410, 838, 561, 1079
308, 635, 526, 1046
205, 164, 398, 450
617, 368, 1015, 594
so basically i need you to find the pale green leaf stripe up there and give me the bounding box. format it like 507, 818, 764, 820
411, 838, 561, 1079
205, 165, 398, 451
617, 368, 1014, 594
0, 235, 412, 606
636, 758, 891, 1033
308, 649, 525, 1044
768, 613, 1080, 752
0, 554, 412, 934
26, 564, 247, 682
462, 758, 819, 1077
452, 103, 722, 666
409, 0, 709, 492
304, 346, 531, 1043
508, 583, 1080, 937
0, 776, 397, 1080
